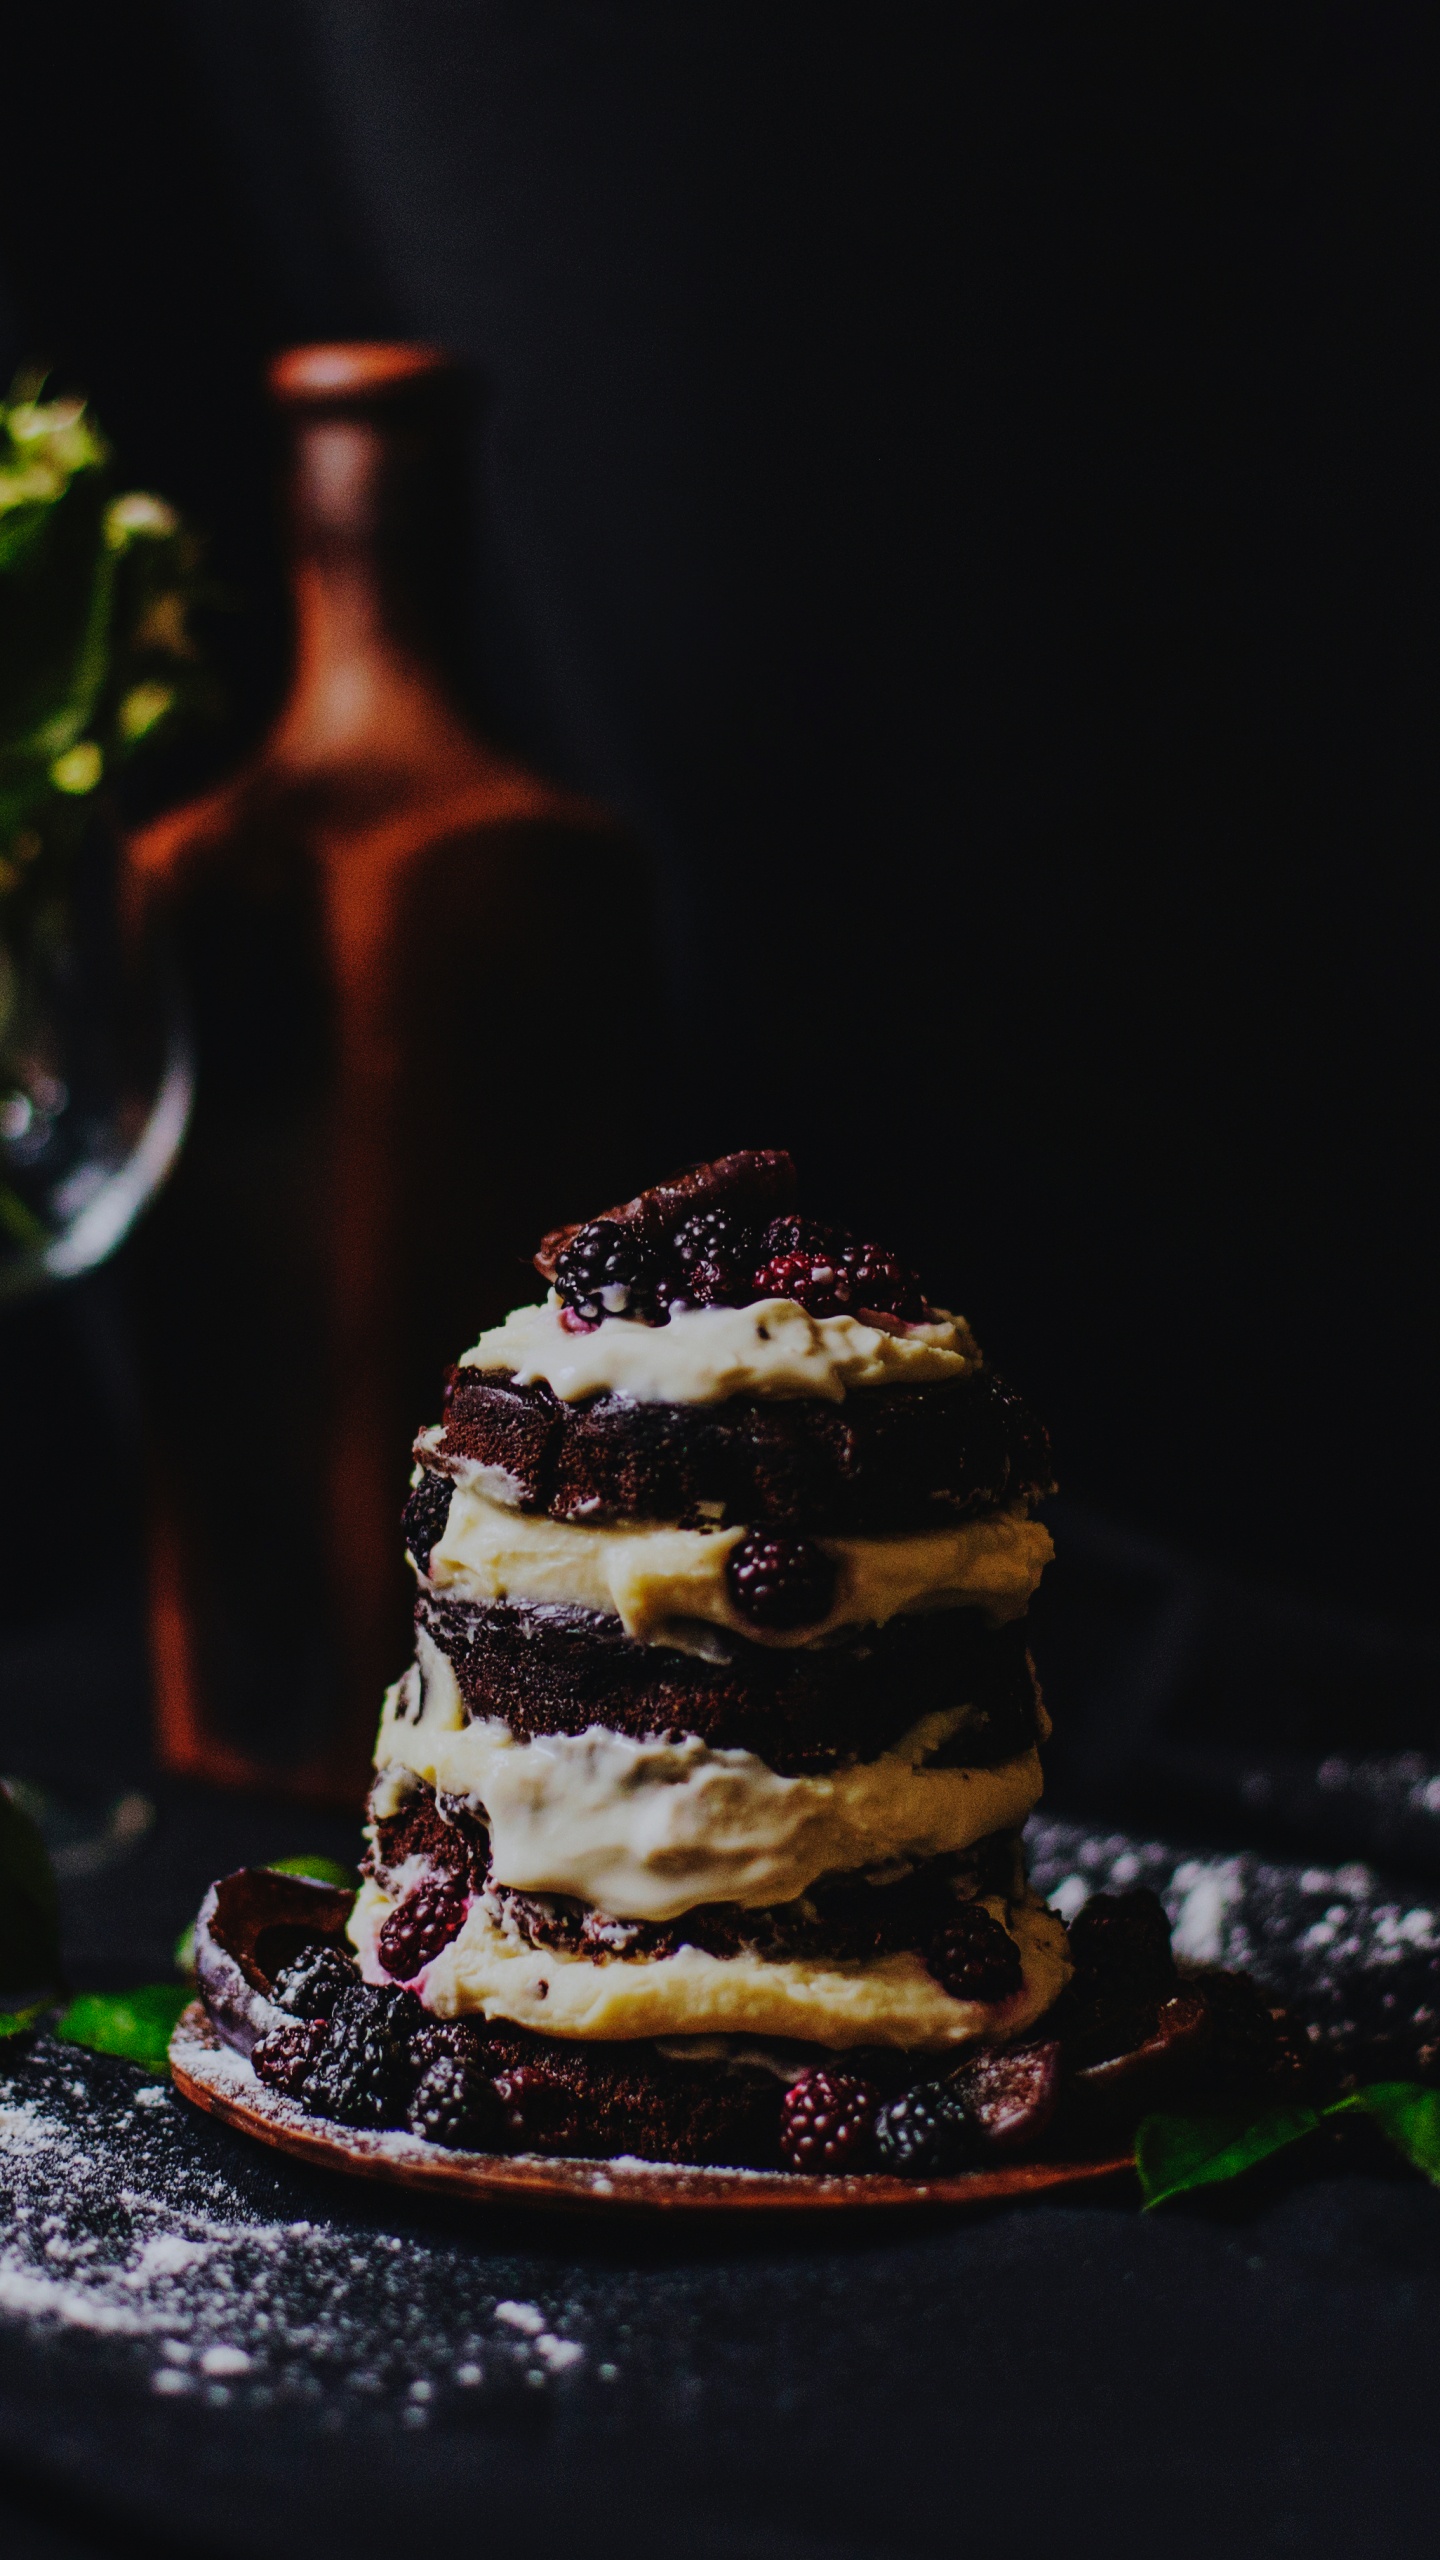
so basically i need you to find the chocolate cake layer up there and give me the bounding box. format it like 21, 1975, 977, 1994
415, 1593, 1043, 1775
256, 1997, 788, 2166
424, 1362, 1053, 1533
465, 2018, 786, 2165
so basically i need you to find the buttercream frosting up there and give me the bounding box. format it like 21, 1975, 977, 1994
425, 1482, 1051, 1654
350, 1877, 1071, 2051
458, 1294, 978, 1406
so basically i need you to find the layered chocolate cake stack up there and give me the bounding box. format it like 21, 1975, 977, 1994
205, 1152, 1302, 2174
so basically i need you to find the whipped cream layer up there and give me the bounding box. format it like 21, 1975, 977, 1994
459, 1294, 978, 1406
374, 1634, 1044, 1918
427, 1482, 1050, 1654
350, 1879, 1071, 2052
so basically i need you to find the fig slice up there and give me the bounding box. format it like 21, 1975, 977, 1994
948, 2039, 1063, 2155
1061, 1988, 1215, 2137
195, 1867, 356, 2056
534, 1150, 797, 1280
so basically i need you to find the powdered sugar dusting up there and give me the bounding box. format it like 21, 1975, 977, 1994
1027, 1814, 1440, 2075
0, 2038, 600, 2420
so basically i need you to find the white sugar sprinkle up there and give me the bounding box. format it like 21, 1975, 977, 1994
0, 2043, 596, 2418
493, 2299, 546, 2334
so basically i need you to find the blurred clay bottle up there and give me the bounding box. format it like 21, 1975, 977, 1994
126, 344, 659, 1802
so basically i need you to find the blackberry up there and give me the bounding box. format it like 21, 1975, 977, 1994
926, 1902, 1024, 2004
409, 2015, 490, 2074
839, 1240, 927, 1323
554, 1220, 664, 1326
752, 1218, 926, 1323
944, 2040, 1061, 2153
753, 1216, 852, 1315
302, 1982, 425, 2130
669, 1209, 756, 1309
1066, 1890, 1177, 2005
1059, 1889, 1180, 2066
270, 1940, 360, 2020
726, 1529, 838, 1631
376, 1878, 468, 1982
779, 2068, 877, 2172
252, 2017, 328, 2099
491, 2063, 583, 2154
872, 2081, 971, 2176
406, 2048, 506, 2150
402, 1469, 453, 1576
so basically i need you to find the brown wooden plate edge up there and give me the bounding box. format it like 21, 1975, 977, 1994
169, 2003, 1135, 2213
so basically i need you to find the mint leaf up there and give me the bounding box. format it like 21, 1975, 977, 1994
56, 1985, 189, 2071
1136, 2102, 1322, 2207
0, 1779, 61, 1995
266, 1854, 358, 1892
1328, 2082, 1440, 2184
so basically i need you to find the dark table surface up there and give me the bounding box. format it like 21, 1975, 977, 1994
5, 1546, 1440, 2560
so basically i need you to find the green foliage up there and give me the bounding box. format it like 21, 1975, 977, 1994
266, 1853, 361, 1892
0, 1998, 49, 2041
1139, 2078, 1440, 2206
1136, 2103, 1322, 2207
0, 376, 209, 905
55, 1984, 190, 2072
1330, 2082, 1440, 2184
0, 1778, 61, 1995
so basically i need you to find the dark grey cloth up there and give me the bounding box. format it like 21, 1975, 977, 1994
3, 2027, 1440, 2560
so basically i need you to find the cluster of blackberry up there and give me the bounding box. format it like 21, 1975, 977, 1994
252, 1942, 505, 2150
779, 2038, 1063, 2175
553, 1208, 927, 1331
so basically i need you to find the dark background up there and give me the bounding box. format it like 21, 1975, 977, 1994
1, 0, 1435, 1635
3, 23, 1440, 2556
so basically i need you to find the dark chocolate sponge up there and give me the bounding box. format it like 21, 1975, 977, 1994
422, 1361, 1052, 1534
423, 2017, 787, 2167
413, 1593, 1044, 1775
481, 1858, 1028, 1980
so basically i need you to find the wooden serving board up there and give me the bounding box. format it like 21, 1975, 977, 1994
170, 2004, 1134, 2213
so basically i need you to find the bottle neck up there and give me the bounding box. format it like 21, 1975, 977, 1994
269, 410, 481, 792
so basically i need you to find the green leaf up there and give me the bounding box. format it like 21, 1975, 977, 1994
266, 1853, 359, 1892
1136, 2102, 1322, 2208
0, 1779, 61, 1996
1328, 2083, 1440, 2184
0, 1998, 49, 2040
55, 1984, 189, 2071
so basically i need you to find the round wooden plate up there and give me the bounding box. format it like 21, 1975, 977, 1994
170, 2005, 1134, 2212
